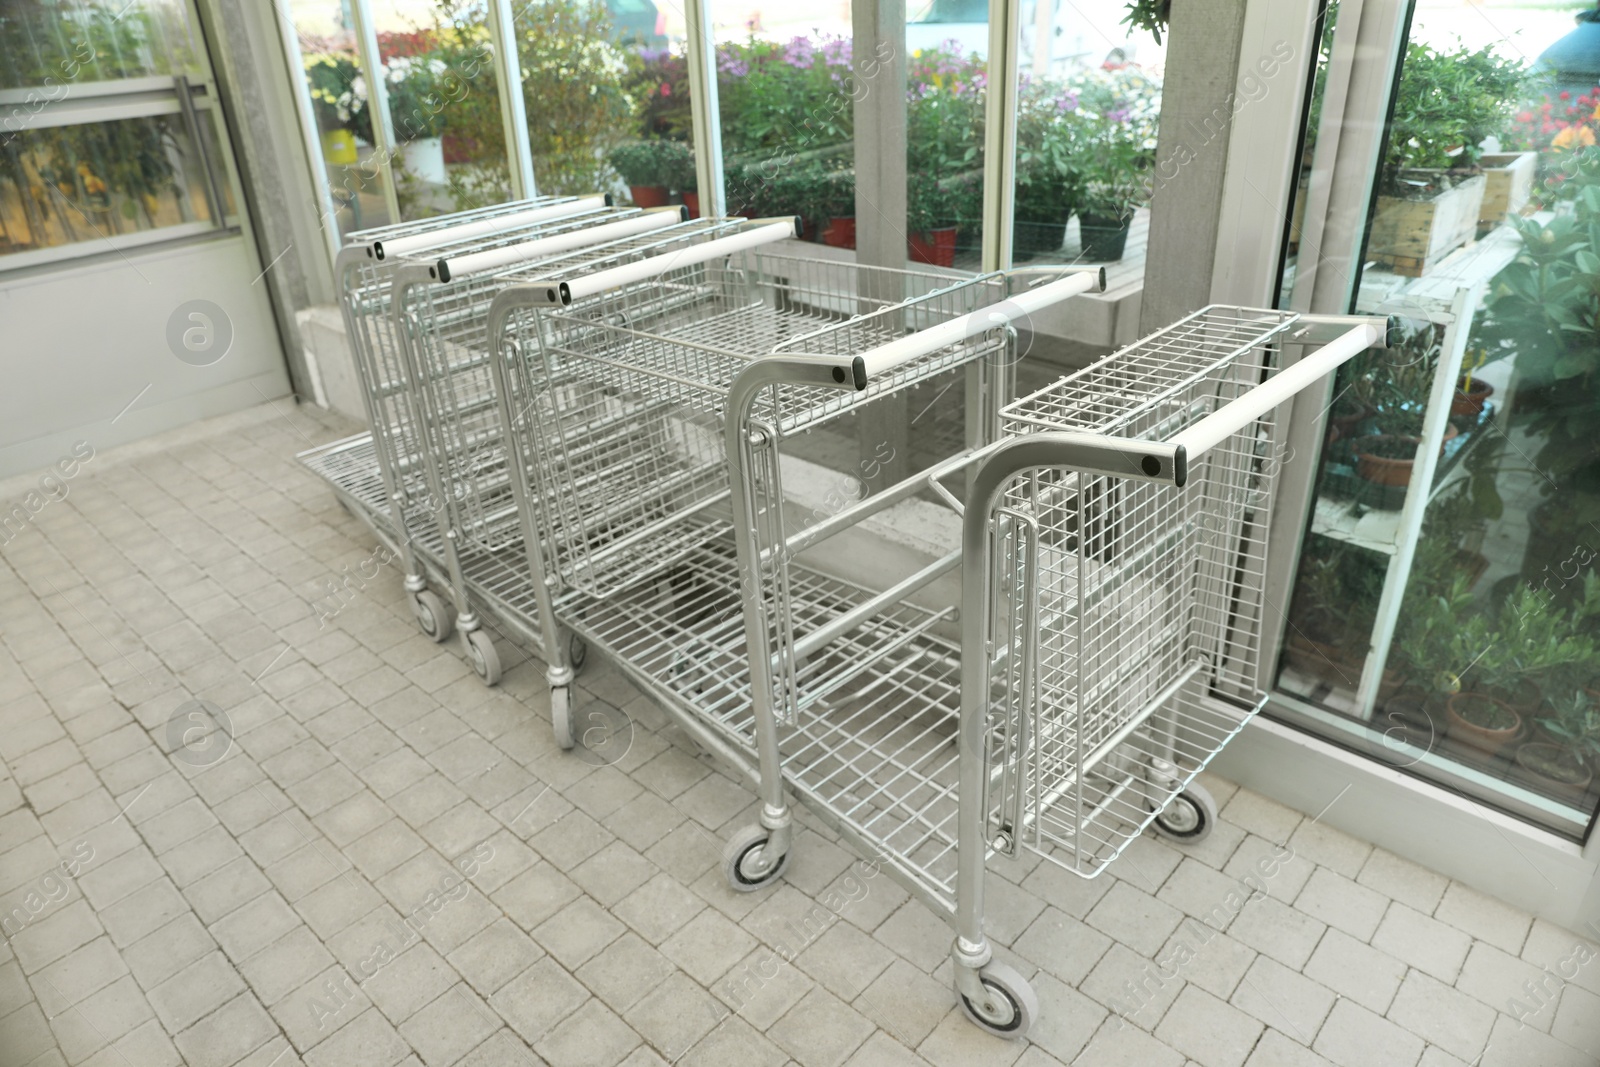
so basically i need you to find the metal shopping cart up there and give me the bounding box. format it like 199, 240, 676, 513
303, 195, 627, 633
714, 305, 1393, 1036
486, 237, 1103, 848
382, 213, 780, 684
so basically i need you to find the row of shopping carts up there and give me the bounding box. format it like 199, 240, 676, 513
299, 197, 1393, 1037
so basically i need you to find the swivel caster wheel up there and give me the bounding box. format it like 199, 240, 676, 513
463, 629, 501, 686
551, 685, 574, 750
1152, 782, 1216, 843
411, 589, 454, 643
568, 632, 588, 675
957, 962, 1038, 1038
722, 824, 789, 892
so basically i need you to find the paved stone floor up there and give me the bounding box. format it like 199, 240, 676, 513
1, 401, 1597, 1067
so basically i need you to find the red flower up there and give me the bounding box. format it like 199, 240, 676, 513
1543, 101, 1554, 111
1517, 110, 1534, 122
1543, 121, 1558, 133
1560, 90, 1572, 100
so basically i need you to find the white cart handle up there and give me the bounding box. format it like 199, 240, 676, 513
851, 267, 1103, 384
434, 208, 683, 282
371, 195, 607, 259
1169, 321, 1385, 459
548, 218, 800, 305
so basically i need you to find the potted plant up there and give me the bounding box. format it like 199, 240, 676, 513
386, 55, 448, 184
1368, 41, 1527, 276
610, 140, 675, 207
668, 150, 699, 217
1283, 543, 1363, 681
908, 172, 958, 267
1518, 690, 1599, 800
813, 167, 856, 249
1070, 112, 1149, 262
1067, 64, 1158, 262
304, 51, 371, 164
1446, 690, 1523, 755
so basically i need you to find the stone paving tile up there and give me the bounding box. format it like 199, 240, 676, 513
0, 403, 1585, 1067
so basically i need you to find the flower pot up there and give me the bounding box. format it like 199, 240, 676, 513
1488, 678, 1542, 720
1511, 742, 1593, 803
630, 185, 671, 208
321, 128, 358, 165
908, 227, 958, 268
1368, 173, 1487, 277
1078, 212, 1132, 262
1014, 219, 1066, 255
1353, 435, 1421, 487
1446, 692, 1523, 756
400, 136, 447, 184
681, 190, 700, 218
1329, 398, 1373, 441
1477, 151, 1537, 230
822, 216, 856, 249
1451, 377, 1494, 417
442, 132, 480, 164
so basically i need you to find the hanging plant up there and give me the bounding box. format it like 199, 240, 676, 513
1122, 0, 1172, 45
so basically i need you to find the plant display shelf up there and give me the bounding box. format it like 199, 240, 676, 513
1313, 403, 1496, 551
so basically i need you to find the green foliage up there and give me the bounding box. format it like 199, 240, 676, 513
1383, 40, 1527, 187
0, 0, 197, 89
1120, 0, 1171, 46
1474, 175, 1600, 487
609, 139, 691, 187
513, 0, 638, 195
1542, 689, 1600, 763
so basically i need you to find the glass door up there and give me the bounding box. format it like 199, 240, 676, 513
1273, 0, 1600, 839
0, 0, 289, 477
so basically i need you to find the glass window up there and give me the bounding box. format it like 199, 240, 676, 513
0, 0, 200, 90
372, 0, 512, 217
290, 1, 397, 235
0, 1, 235, 267
515, 0, 646, 197
709, 5, 854, 238
0, 112, 220, 257
1275, 2, 1600, 835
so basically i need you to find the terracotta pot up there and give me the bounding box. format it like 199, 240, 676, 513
1511, 742, 1593, 803
681, 190, 700, 218
1452, 378, 1494, 417
629, 185, 671, 208
822, 216, 856, 249
908, 227, 958, 267
1379, 667, 1408, 703
1329, 399, 1373, 442
1446, 692, 1523, 756
1354, 436, 1421, 486
1488, 678, 1542, 719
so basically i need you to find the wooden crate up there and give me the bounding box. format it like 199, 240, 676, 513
1478, 151, 1537, 230
1368, 174, 1486, 277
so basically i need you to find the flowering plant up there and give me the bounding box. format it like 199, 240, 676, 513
907, 42, 986, 175
384, 54, 449, 140
303, 50, 372, 141
1064, 64, 1161, 220
1509, 89, 1600, 155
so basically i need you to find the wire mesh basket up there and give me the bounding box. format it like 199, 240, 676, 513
502, 250, 1016, 600
988, 306, 1298, 876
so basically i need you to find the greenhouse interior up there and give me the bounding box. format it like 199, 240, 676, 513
3, 0, 1600, 1063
